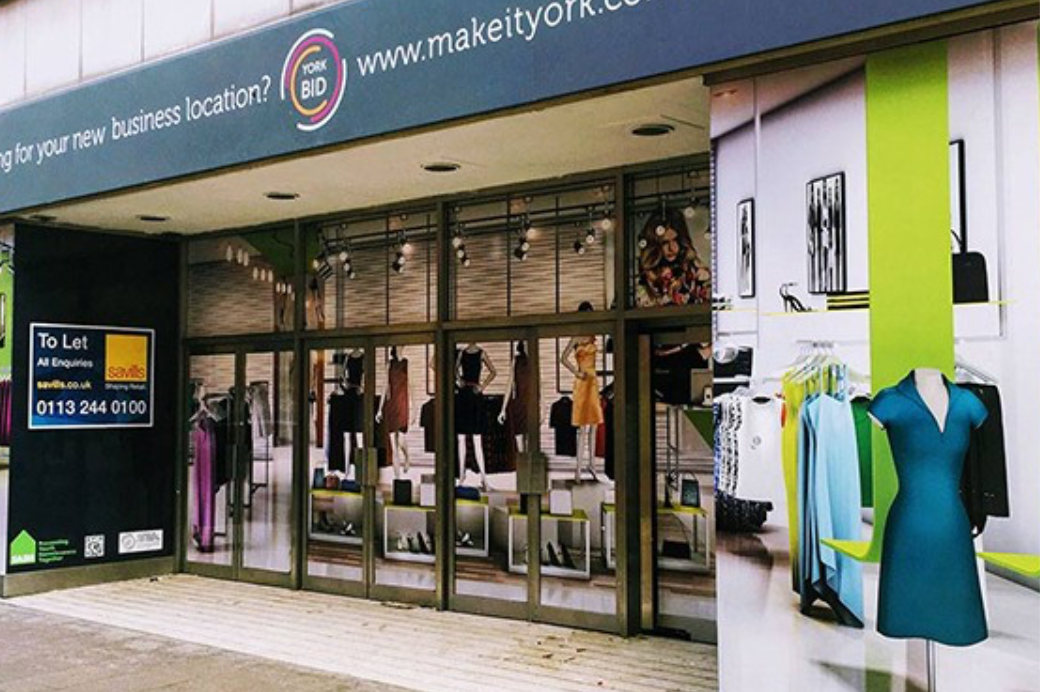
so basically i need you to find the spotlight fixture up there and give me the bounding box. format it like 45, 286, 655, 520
456, 246, 467, 260
601, 215, 614, 232
452, 235, 464, 250
573, 237, 587, 256
136, 214, 169, 223
585, 228, 597, 246
339, 250, 350, 263
514, 247, 528, 262
463, 257, 472, 268
264, 191, 300, 201
638, 237, 648, 250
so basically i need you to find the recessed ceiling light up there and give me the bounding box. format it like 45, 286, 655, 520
28, 214, 57, 223
631, 123, 676, 138
265, 191, 300, 201
137, 214, 169, 223
421, 161, 461, 173
713, 88, 739, 99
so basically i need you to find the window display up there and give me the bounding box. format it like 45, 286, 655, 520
711, 21, 1039, 692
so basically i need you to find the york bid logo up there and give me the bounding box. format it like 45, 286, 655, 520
281, 29, 348, 132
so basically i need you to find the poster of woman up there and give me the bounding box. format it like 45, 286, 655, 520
635, 208, 711, 307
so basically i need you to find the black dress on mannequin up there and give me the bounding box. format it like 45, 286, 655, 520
456, 349, 487, 435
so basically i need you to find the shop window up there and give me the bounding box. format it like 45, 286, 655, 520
187, 228, 295, 338
308, 210, 437, 330
449, 182, 616, 322
626, 165, 712, 310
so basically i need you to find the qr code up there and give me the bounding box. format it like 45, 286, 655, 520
84, 534, 105, 559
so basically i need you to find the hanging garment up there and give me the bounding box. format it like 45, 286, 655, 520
958, 383, 1009, 536
191, 416, 217, 552
797, 394, 864, 628
653, 344, 709, 406
715, 491, 772, 533
571, 340, 604, 427
248, 382, 272, 439
732, 396, 783, 504
549, 396, 577, 457
455, 349, 487, 435
420, 399, 436, 453
870, 374, 988, 646
0, 379, 11, 446
713, 395, 743, 496
851, 397, 874, 507
479, 394, 516, 474
781, 374, 808, 591
505, 351, 534, 433
384, 357, 410, 433
603, 395, 616, 481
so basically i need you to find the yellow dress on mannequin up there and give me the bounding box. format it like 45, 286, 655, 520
572, 339, 604, 426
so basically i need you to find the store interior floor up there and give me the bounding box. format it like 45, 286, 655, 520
10, 574, 718, 692
717, 524, 1040, 692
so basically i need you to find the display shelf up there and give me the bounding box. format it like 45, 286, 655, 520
383, 503, 435, 564
508, 508, 591, 580
455, 497, 490, 558
979, 552, 1040, 578
309, 487, 364, 546
601, 503, 712, 573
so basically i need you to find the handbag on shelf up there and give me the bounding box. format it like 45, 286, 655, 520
951, 142, 989, 304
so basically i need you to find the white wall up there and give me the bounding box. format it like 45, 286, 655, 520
715, 69, 872, 381
955, 22, 1040, 556
0, 0, 346, 109
713, 23, 1040, 556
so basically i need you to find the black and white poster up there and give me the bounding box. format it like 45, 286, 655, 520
806, 173, 847, 294
737, 199, 755, 298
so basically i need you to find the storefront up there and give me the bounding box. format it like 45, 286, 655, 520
0, 0, 1037, 687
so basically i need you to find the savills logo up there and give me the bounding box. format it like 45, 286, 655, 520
105, 334, 148, 382
281, 28, 348, 132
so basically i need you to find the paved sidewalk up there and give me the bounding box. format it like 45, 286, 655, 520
0, 598, 406, 691
9, 575, 717, 692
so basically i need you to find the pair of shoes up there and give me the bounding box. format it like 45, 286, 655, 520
455, 531, 475, 548
417, 533, 433, 554
396, 535, 409, 553
543, 542, 577, 570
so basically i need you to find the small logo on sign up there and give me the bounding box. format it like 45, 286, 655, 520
85, 534, 105, 559
10, 530, 36, 566
105, 334, 148, 382
118, 530, 163, 555
281, 28, 348, 132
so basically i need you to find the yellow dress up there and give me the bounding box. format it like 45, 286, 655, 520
572, 340, 604, 426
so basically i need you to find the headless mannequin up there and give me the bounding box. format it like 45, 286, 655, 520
457, 343, 496, 490
343, 347, 365, 481
869, 368, 948, 431
561, 336, 599, 482
377, 346, 410, 479
499, 342, 528, 454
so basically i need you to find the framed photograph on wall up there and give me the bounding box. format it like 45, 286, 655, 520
737, 199, 755, 298
806, 172, 847, 294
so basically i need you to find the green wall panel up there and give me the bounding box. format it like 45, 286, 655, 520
859, 41, 954, 563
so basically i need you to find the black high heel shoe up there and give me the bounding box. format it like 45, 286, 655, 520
780, 283, 809, 313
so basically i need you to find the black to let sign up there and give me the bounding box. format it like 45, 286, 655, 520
29, 323, 155, 430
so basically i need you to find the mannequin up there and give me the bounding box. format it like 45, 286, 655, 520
377, 346, 411, 478
561, 305, 603, 481
456, 343, 496, 489
868, 366, 990, 673
328, 348, 365, 481
499, 342, 532, 454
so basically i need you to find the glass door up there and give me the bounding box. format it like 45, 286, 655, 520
185, 347, 296, 586
448, 325, 619, 631
305, 340, 372, 595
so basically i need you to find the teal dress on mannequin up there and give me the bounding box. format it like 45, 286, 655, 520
869, 373, 988, 646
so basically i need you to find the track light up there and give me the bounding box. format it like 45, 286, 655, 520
601, 215, 614, 232
514, 247, 528, 262
585, 228, 596, 246
339, 250, 350, 263
463, 257, 472, 268
574, 238, 587, 256
452, 235, 464, 250
456, 245, 467, 260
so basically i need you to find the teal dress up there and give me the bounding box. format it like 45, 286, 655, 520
869, 373, 988, 646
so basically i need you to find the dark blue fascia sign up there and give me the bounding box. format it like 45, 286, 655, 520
29, 324, 154, 430
0, 0, 1005, 214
